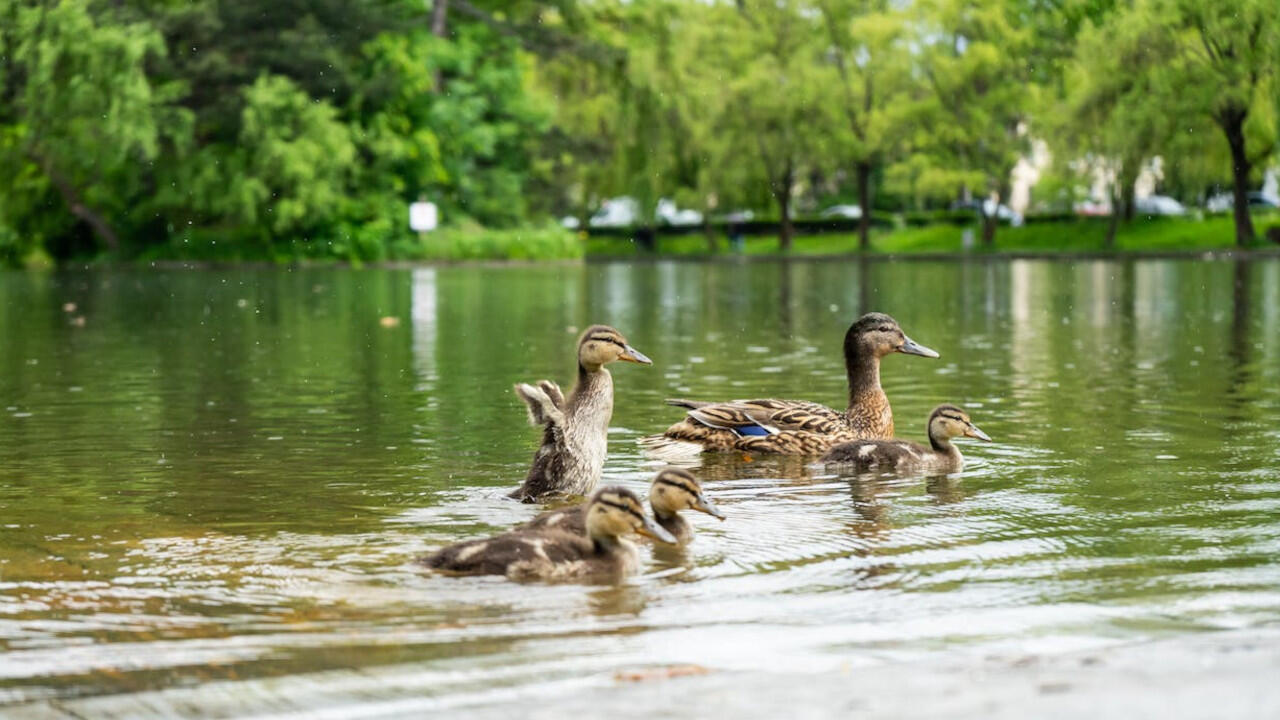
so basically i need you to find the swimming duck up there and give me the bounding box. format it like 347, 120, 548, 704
420, 486, 676, 581
644, 313, 937, 456
821, 404, 991, 474
509, 325, 652, 503
523, 467, 725, 544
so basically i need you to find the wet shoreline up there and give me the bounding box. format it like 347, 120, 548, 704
9, 626, 1277, 719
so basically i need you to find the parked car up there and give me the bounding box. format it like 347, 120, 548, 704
952, 200, 1024, 226
1073, 200, 1111, 217
656, 198, 703, 226
588, 197, 640, 227
818, 204, 862, 219
1135, 195, 1187, 216
587, 197, 704, 227
1206, 191, 1280, 212
717, 209, 755, 223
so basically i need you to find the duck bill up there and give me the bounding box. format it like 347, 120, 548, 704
899, 335, 940, 358
636, 516, 678, 544
965, 423, 992, 442
692, 493, 726, 520
619, 344, 653, 365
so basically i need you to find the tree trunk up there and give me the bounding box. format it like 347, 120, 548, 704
855, 161, 872, 251
430, 0, 449, 36
981, 210, 997, 246
1104, 190, 1120, 249
30, 149, 120, 253
703, 216, 718, 253
1121, 174, 1135, 222
774, 162, 794, 252
1218, 107, 1256, 246
430, 0, 449, 92
777, 192, 793, 252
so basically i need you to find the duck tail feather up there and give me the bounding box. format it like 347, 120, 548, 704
665, 398, 710, 410
637, 434, 705, 461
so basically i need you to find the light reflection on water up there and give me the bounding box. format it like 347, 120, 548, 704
1, 258, 1279, 709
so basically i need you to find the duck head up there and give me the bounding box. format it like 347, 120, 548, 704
845, 312, 939, 360
586, 486, 677, 544
648, 467, 725, 520
927, 404, 992, 448
578, 325, 652, 372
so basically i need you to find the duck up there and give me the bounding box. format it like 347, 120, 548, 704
509, 325, 652, 503
643, 313, 937, 456
523, 467, 725, 545
419, 486, 676, 581
821, 404, 991, 474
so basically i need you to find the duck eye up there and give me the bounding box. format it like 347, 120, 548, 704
877, 326, 891, 333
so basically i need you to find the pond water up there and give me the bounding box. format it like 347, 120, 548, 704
2, 258, 1279, 713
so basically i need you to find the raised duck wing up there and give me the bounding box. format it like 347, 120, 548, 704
515, 382, 566, 428
680, 398, 846, 437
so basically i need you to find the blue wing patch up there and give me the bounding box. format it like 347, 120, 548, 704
734, 424, 771, 437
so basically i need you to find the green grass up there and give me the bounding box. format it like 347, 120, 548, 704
398, 224, 584, 262
585, 212, 1279, 259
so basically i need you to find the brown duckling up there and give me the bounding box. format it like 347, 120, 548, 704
524, 467, 725, 545
822, 404, 991, 474
645, 313, 938, 456
509, 325, 652, 503
420, 486, 676, 582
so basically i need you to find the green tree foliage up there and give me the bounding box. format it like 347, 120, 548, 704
3, 0, 1280, 264
819, 0, 915, 250
1052, 0, 1279, 245
912, 0, 1034, 245
0, 0, 181, 261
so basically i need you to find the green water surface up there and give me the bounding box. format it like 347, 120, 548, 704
1, 258, 1278, 710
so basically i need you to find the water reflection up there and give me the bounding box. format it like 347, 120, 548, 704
1, 258, 1279, 711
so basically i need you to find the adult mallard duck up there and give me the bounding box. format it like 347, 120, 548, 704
419, 486, 676, 581
643, 313, 937, 456
509, 325, 652, 503
523, 467, 725, 545
822, 404, 991, 474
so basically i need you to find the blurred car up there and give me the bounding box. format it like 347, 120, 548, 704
560, 216, 581, 229
1206, 191, 1280, 212
718, 209, 755, 223
952, 199, 1024, 226
1134, 195, 1187, 216
1074, 200, 1111, 217
656, 198, 703, 226
588, 197, 640, 227
588, 197, 704, 227
819, 204, 862, 219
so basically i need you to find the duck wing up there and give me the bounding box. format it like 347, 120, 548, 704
672, 398, 846, 436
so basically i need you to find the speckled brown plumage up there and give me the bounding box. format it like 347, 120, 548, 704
520, 468, 723, 545
645, 313, 937, 456
822, 404, 991, 474
420, 486, 674, 582
509, 326, 652, 502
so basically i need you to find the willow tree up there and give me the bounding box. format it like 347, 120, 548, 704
716, 0, 840, 251
819, 0, 915, 250
0, 0, 178, 257
915, 0, 1033, 246
1149, 0, 1278, 245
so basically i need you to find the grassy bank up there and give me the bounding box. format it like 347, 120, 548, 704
19, 223, 586, 268
585, 213, 1280, 259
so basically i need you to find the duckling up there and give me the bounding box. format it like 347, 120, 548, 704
420, 486, 676, 581
524, 467, 725, 544
509, 325, 652, 503
821, 404, 991, 474
644, 313, 937, 456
